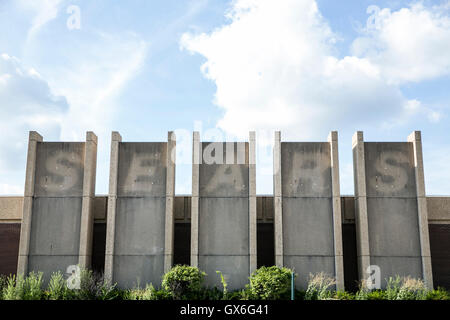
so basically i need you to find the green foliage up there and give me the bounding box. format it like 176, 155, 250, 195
47, 272, 66, 300
46, 271, 77, 300
162, 265, 206, 300
366, 290, 386, 300
396, 277, 427, 300
334, 290, 355, 300
248, 266, 293, 300
0, 274, 7, 300
72, 268, 118, 300
3, 274, 24, 300
304, 272, 336, 300
426, 288, 450, 300
125, 284, 158, 300
2, 272, 43, 300
385, 276, 402, 300
216, 271, 228, 299
23, 272, 43, 300
1, 269, 449, 300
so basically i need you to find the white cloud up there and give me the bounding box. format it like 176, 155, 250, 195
0, 53, 68, 194
352, 3, 450, 84
181, 0, 439, 139
17, 0, 62, 39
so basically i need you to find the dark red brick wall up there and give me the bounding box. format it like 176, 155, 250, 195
429, 224, 450, 289
0, 224, 20, 276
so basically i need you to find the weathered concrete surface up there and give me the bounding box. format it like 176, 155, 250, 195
34, 143, 85, 197
280, 142, 337, 289
361, 142, 424, 287
25, 142, 86, 281
111, 142, 168, 288
117, 143, 167, 197
428, 197, 450, 222
3, 195, 450, 224
0, 197, 23, 221
197, 142, 251, 290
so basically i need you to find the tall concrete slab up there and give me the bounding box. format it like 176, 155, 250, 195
273, 132, 344, 290
105, 132, 175, 288
352, 131, 433, 289
191, 133, 256, 290
17, 132, 97, 282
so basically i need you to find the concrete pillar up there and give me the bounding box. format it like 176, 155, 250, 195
352, 131, 371, 284
164, 131, 176, 272
78, 132, 98, 269
249, 131, 257, 273
105, 131, 122, 283
408, 131, 433, 289
17, 131, 43, 275
273, 131, 283, 267
190, 131, 200, 267
328, 131, 344, 291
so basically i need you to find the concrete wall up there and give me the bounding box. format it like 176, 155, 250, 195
1, 195, 449, 289
353, 132, 433, 289
16, 132, 97, 283
191, 136, 257, 290
104, 133, 175, 288
274, 132, 344, 289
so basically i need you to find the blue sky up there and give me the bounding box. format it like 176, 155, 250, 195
0, 0, 449, 196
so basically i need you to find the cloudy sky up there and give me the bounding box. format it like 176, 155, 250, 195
0, 0, 449, 196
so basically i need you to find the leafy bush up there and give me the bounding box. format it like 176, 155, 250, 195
334, 290, 355, 300
73, 268, 118, 300
162, 265, 206, 300
248, 266, 292, 300
2, 274, 24, 300
396, 277, 427, 300
385, 276, 402, 300
426, 288, 450, 300
47, 271, 75, 300
23, 272, 43, 300
366, 290, 386, 300
304, 272, 336, 300
125, 284, 158, 300
0, 274, 8, 300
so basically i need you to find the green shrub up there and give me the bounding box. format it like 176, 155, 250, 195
0, 274, 8, 300
248, 266, 292, 300
396, 277, 427, 300
426, 288, 450, 300
366, 290, 385, 300
23, 272, 43, 300
334, 290, 355, 300
304, 272, 336, 300
47, 271, 71, 300
198, 287, 223, 300
162, 265, 206, 300
125, 284, 158, 300
73, 268, 118, 300
385, 276, 402, 300
3, 274, 25, 300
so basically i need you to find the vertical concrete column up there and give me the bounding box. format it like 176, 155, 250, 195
17, 131, 43, 275
273, 131, 283, 267
328, 131, 344, 291
105, 131, 122, 283
190, 131, 201, 267
78, 132, 98, 269
408, 131, 433, 289
352, 131, 371, 283
249, 131, 257, 273
164, 131, 176, 272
